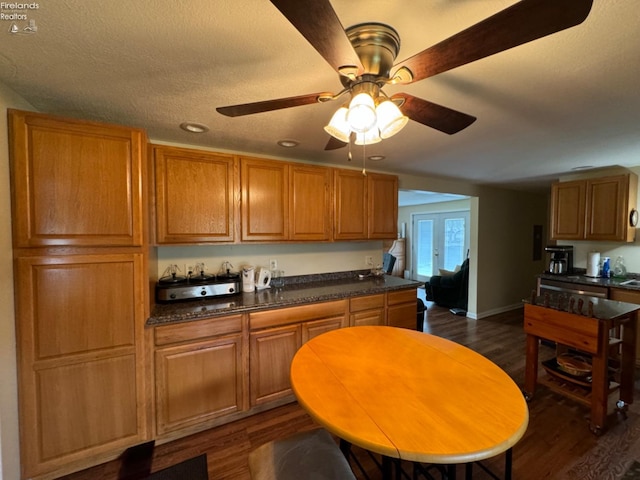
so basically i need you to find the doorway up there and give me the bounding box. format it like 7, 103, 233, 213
412, 211, 470, 283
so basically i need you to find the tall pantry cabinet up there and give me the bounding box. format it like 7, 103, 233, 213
8, 110, 151, 479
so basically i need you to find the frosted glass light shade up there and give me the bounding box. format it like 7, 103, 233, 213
323, 107, 350, 143
347, 93, 377, 133
376, 100, 408, 139
355, 128, 381, 145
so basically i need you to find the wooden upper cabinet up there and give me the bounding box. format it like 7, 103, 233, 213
334, 169, 398, 240
551, 173, 637, 242
152, 145, 239, 244
8, 109, 146, 248
290, 164, 332, 241
334, 169, 368, 240
586, 174, 637, 242
551, 180, 586, 240
240, 157, 289, 241
368, 172, 398, 239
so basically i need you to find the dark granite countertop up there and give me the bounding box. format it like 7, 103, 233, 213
524, 292, 640, 320
147, 272, 423, 326
538, 272, 640, 291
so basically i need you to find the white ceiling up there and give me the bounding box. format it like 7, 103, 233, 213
2, 1, 639, 191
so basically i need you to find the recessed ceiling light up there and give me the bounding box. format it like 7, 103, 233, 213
277, 139, 300, 148
368, 155, 385, 161
180, 122, 209, 133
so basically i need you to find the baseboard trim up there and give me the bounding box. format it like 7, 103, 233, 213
473, 303, 523, 320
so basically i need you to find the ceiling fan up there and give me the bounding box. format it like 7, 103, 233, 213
217, 0, 593, 150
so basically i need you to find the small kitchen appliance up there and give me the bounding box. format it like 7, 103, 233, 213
241, 266, 256, 292
544, 245, 573, 275
256, 267, 272, 289
156, 264, 240, 302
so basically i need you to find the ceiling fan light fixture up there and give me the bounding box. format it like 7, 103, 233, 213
347, 92, 377, 133
324, 106, 351, 143
354, 127, 381, 146
376, 99, 408, 139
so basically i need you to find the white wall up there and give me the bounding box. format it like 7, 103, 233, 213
396, 173, 549, 318
0, 84, 34, 480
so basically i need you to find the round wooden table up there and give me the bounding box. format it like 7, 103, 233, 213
290, 326, 529, 478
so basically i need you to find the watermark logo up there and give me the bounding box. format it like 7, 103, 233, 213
2, 2, 40, 35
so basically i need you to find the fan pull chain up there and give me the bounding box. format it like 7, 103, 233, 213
362, 142, 367, 176
347, 136, 352, 162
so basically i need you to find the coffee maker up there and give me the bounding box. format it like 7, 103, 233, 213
544, 245, 574, 275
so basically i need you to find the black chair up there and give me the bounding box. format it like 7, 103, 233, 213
424, 258, 469, 311
382, 253, 396, 274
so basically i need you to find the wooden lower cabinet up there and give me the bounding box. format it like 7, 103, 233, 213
154, 315, 245, 437
15, 253, 149, 479
350, 294, 385, 326
249, 300, 348, 406
249, 324, 301, 406
387, 289, 419, 330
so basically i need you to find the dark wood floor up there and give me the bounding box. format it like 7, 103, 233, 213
60, 299, 640, 480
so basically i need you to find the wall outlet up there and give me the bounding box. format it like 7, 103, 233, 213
270, 259, 278, 270
365, 256, 373, 266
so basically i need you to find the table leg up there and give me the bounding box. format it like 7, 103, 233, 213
447, 464, 457, 480
590, 326, 609, 434
505, 447, 513, 480
620, 314, 637, 404
523, 334, 539, 400
465, 462, 472, 479
382, 456, 393, 480
339, 438, 352, 458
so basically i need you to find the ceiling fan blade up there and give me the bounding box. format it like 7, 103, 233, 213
324, 135, 347, 150
217, 92, 331, 117
270, 0, 364, 76
392, 0, 593, 83
394, 94, 476, 135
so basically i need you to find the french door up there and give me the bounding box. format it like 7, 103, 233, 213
412, 211, 470, 282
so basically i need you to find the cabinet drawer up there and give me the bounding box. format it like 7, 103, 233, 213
524, 304, 599, 354
387, 289, 418, 306
350, 294, 385, 312
155, 315, 242, 346
250, 300, 347, 330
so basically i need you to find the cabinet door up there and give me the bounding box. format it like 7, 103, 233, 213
155, 334, 244, 435
153, 145, 238, 244
241, 157, 289, 241
550, 180, 586, 240
15, 253, 148, 478
586, 175, 632, 241
249, 324, 301, 405
387, 289, 418, 330
290, 164, 332, 241
302, 316, 348, 343
350, 294, 385, 327
334, 169, 367, 240
368, 173, 398, 239
9, 109, 146, 247
351, 309, 385, 327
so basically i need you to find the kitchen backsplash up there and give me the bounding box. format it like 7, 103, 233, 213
558, 240, 640, 276
156, 241, 385, 280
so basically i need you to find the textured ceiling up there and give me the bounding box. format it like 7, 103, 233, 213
2, 1, 639, 191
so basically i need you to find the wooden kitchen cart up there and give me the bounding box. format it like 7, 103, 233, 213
523, 296, 639, 434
